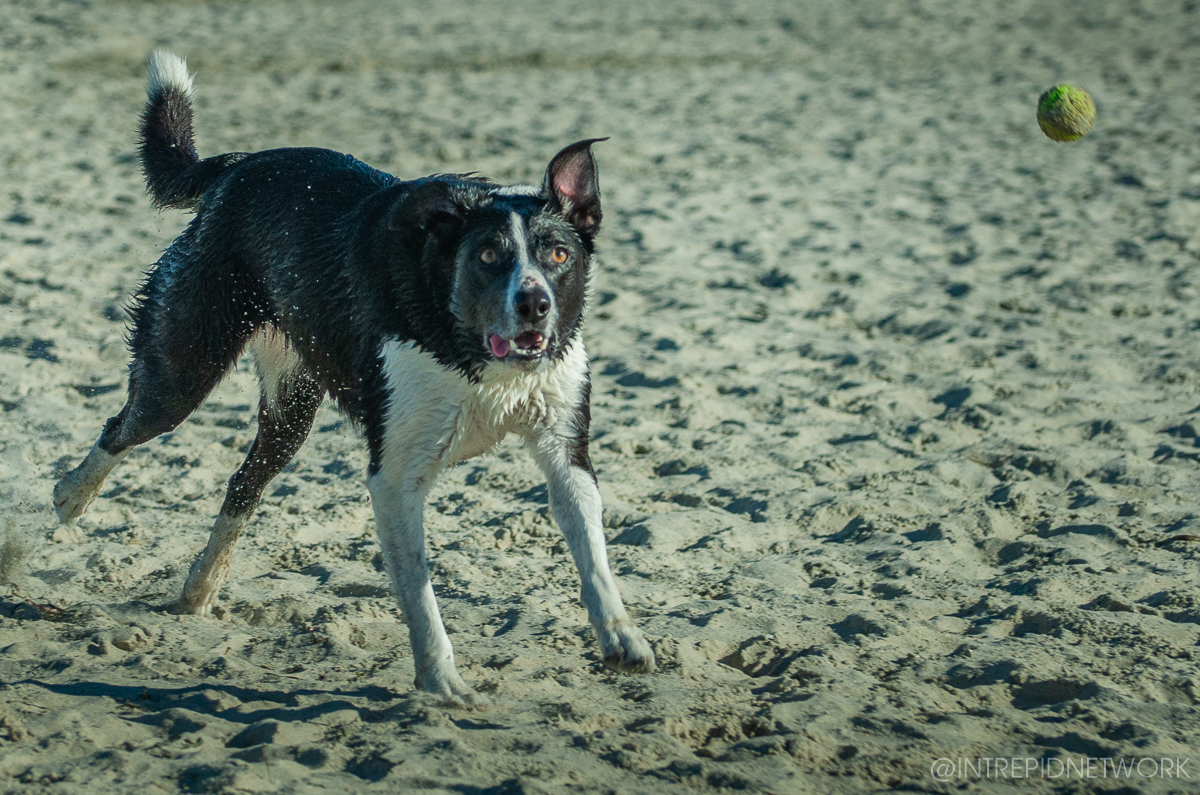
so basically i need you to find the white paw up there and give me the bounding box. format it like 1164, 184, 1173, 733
53, 467, 99, 526
415, 667, 490, 709
170, 592, 216, 617
599, 622, 656, 674
53, 446, 125, 525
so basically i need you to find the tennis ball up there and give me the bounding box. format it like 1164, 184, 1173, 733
1037, 85, 1095, 142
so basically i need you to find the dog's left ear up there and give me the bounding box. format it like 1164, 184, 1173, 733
388, 180, 463, 233
544, 138, 606, 239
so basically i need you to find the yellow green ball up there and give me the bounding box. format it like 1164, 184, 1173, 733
1037, 85, 1096, 142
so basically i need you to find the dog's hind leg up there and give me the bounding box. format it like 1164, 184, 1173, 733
177, 333, 322, 616
54, 238, 260, 524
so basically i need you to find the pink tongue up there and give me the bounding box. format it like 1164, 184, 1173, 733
489, 334, 510, 358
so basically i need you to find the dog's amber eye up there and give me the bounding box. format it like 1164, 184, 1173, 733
551, 246, 569, 264
480, 248, 497, 264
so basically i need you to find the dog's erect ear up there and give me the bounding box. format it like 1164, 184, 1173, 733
388, 180, 463, 232
544, 138, 606, 238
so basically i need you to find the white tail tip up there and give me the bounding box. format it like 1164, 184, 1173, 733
147, 50, 194, 99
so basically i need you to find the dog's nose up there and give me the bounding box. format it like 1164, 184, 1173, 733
515, 288, 551, 322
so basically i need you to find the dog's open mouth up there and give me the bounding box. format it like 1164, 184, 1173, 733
488, 331, 549, 360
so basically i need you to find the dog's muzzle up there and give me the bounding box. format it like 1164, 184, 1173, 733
488, 330, 549, 358
488, 286, 553, 361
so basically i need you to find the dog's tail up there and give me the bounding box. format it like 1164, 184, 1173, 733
140, 51, 231, 210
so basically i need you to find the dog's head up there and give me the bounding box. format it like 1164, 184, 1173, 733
386, 140, 604, 372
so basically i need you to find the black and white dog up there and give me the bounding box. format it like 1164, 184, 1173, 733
53, 51, 654, 704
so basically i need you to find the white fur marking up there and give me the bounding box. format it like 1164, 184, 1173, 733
528, 434, 624, 623
53, 443, 129, 525
527, 429, 655, 672
377, 338, 587, 469
500, 212, 555, 340
178, 513, 249, 616
247, 326, 302, 412
494, 184, 541, 197
370, 339, 590, 697
371, 337, 648, 689
505, 213, 534, 317
510, 212, 532, 270
147, 50, 195, 99
367, 472, 461, 690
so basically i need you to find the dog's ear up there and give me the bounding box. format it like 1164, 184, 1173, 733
388, 180, 463, 232
544, 138, 606, 239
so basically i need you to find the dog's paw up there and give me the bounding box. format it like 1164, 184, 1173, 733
52, 468, 99, 526
415, 668, 490, 709
53, 447, 125, 525
442, 686, 491, 710
167, 596, 216, 618
600, 623, 656, 674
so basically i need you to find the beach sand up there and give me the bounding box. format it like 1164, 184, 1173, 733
1, 1, 1198, 792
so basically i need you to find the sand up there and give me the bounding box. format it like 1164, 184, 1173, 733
2, 0, 1199, 792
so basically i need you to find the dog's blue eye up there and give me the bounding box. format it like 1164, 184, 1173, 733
480, 248, 497, 264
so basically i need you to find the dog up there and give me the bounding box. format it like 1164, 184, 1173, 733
53, 51, 654, 704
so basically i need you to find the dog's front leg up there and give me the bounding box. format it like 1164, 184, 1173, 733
528, 431, 655, 673
367, 467, 484, 707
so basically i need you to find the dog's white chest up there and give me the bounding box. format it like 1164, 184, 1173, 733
377, 339, 587, 472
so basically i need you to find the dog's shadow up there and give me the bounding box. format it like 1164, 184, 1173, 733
16, 676, 405, 727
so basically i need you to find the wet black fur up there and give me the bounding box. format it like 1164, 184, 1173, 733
99, 73, 603, 519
